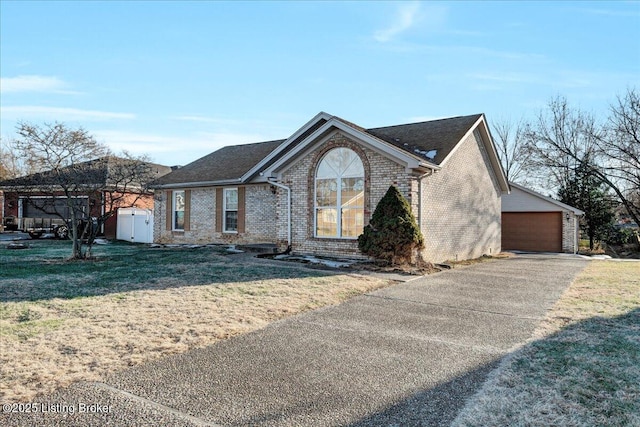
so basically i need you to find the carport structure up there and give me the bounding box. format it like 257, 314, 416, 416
502, 182, 583, 253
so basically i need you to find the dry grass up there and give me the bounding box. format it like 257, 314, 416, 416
452, 261, 640, 427
0, 241, 393, 404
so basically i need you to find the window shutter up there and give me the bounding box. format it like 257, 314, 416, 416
237, 187, 246, 233
184, 189, 191, 231
165, 191, 172, 231
215, 188, 223, 232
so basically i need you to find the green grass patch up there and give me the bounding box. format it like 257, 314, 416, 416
1, 240, 325, 302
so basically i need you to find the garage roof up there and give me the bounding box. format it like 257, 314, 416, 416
503, 182, 584, 215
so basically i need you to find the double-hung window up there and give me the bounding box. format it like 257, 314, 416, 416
172, 190, 186, 230
223, 188, 238, 232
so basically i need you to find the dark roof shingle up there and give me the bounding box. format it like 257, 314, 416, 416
151, 113, 484, 186
151, 139, 285, 186
0, 157, 172, 189
365, 114, 482, 164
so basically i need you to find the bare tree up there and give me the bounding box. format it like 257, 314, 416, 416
12, 122, 107, 258
598, 87, 640, 225
523, 96, 603, 192
491, 117, 527, 183
0, 138, 28, 180
10, 122, 158, 259
524, 92, 640, 227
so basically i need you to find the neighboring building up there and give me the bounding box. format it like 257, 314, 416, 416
0, 190, 4, 232
501, 182, 584, 253
151, 112, 509, 263
0, 157, 172, 238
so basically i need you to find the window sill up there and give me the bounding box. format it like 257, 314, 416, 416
313, 236, 358, 241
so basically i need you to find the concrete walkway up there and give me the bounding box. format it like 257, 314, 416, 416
3, 254, 588, 426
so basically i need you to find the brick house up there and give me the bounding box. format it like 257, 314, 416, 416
151, 112, 510, 263
0, 157, 172, 238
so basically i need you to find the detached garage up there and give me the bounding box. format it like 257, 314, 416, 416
502, 183, 584, 253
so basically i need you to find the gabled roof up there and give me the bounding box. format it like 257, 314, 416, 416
257, 114, 441, 179
151, 112, 509, 192
0, 157, 172, 190
505, 182, 585, 215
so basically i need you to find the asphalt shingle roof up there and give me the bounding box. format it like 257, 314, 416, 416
0, 157, 172, 189
366, 114, 483, 165
151, 139, 285, 186
151, 113, 484, 186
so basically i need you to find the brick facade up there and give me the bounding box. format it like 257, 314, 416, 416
419, 130, 502, 262
562, 212, 580, 253
154, 184, 277, 244
155, 130, 504, 263
279, 131, 410, 258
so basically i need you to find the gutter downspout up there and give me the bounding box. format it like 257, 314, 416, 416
268, 178, 292, 251
416, 169, 433, 231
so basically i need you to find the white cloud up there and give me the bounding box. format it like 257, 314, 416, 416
1, 106, 135, 121
93, 130, 274, 166
374, 2, 422, 43
0, 75, 80, 94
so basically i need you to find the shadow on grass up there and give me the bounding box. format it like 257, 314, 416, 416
346, 308, 640, 427
0, 240, 337, 302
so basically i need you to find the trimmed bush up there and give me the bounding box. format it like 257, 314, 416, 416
358, 185, 424, 265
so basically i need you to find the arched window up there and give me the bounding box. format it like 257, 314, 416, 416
315, 147, 365, 238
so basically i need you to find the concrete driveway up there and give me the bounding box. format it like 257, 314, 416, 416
3, 254, 588, 426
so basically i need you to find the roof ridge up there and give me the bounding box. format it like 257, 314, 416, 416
217, 138, 287, 150
367, 113, 483, 131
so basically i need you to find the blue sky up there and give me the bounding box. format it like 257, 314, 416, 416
1, 1, 639, 166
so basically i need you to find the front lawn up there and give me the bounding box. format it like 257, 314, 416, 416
453, 260, 640, 427
0, 240, 394, 403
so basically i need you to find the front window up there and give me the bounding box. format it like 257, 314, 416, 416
173, 190, 185, 230
223, 188, 238, 232
315, 147, 365, 238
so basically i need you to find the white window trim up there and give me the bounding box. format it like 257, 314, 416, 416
223, 187, 238, 233
172, 190, 185, 231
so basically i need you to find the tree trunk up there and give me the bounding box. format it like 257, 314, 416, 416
69, 210, 85, 260
83, 220, 94, 259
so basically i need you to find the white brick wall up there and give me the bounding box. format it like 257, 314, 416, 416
562, 213, 580, 253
